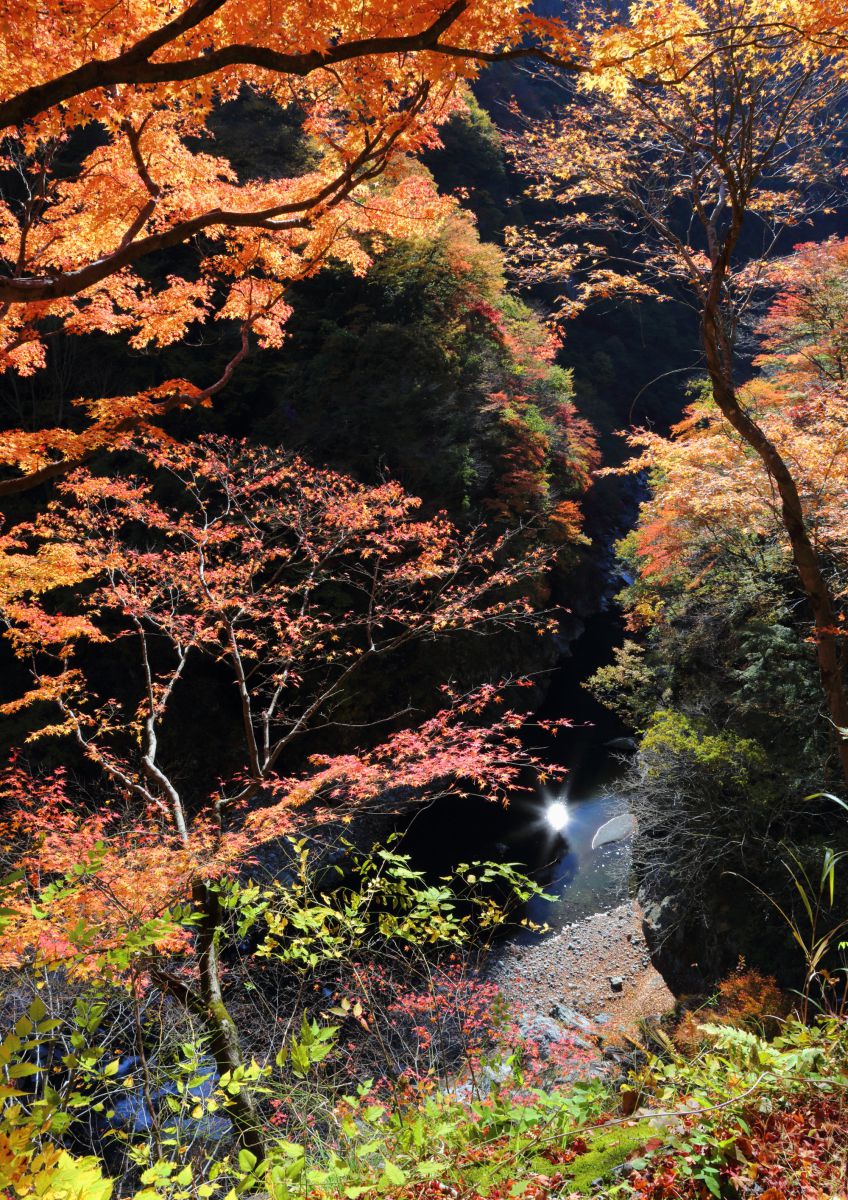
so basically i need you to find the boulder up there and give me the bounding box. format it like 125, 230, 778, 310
549, 1004, 595, 1034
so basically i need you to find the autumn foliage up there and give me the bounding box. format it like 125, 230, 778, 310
511, 0, 848, 776
0, 435, 559, 974
673, 963, 790, 1053
0, 0, 587, 494
611, 237, 848, 647
4, 3, 848, 1195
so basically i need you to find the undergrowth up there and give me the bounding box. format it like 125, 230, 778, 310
3, 987, 848, 1199
3, 842, 848, 1199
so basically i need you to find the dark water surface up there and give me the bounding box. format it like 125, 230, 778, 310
522, 609, 634, 928
401, 610, 635, 928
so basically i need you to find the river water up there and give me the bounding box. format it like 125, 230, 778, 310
522, 608, 634, 928
401, 608, 636, 930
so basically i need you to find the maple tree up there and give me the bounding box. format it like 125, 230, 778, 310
0, 0, 588, 495
757, 237, 848, 389
4, 0, 844, 499
512, 0, 848, 778
584, 243, 848, 979
608, 237, 848, 664
0, 434, 561, 1156
612, 393, 848, 634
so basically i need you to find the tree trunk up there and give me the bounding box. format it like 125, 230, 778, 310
702, 304, 848, 783
193, 882, 267, 1164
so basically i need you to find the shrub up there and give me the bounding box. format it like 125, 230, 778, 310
673, 961, 790, 1053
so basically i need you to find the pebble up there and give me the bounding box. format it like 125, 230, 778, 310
486, 899, 675, 1040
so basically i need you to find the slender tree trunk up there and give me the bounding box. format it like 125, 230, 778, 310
701, 303, 848, 783
193, 882, 267, 1163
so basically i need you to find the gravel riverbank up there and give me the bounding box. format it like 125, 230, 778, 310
488, 899, 675, 1043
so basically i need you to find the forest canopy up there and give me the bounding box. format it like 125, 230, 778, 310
2, 3, 848, 1199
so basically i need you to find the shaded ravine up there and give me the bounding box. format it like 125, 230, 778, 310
399, 596, 678, 1040
487, 609, 675, 1040
523, 608, 635, 929
399, 605, 637, 930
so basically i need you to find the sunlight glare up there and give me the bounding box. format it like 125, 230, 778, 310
545, 800, 569, 833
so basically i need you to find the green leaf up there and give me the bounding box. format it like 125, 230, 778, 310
238, 1148, 258, 1174
806, 790, 848, 813
9, 1061, 42, 1078
698, 1169, 722, 1198
382, 1161, 406, 1186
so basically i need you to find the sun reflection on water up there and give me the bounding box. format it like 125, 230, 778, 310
545, 799, 569, 833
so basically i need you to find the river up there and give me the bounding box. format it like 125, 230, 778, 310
400, 606, 636, 931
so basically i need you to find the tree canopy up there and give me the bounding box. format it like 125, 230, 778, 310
3, 3, 848, 1196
